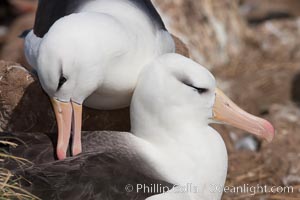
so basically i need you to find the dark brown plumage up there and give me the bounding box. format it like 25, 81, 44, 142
1, 132, 173, 200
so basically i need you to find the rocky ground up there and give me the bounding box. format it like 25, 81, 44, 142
0, 0, 300, 199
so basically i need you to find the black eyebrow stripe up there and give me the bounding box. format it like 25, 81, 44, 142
184, 83, 201, 90
184, 83, 209, 93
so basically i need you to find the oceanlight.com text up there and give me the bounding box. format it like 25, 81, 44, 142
210, 184, 294, 196
125, 183, 296, 196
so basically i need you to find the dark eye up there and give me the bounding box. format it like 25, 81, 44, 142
196, 88, 209, 94
57, 76, 67, 90
185, 83, 209, 94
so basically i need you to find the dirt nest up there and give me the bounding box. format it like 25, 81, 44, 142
0, 1, 300, 200
215, 18, 300, 200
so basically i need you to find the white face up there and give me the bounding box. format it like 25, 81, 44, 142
131, 54, 216, 128
131, 54, 274, 143
166, 61, 216, 123
37, 60, 99, 104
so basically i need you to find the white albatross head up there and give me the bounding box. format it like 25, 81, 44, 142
32, 30, 102, 160
36, 59, 96, 160
131, 53, 275, 143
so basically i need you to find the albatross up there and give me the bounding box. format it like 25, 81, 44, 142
4, 54, 274, 200
24, 0, 175, 160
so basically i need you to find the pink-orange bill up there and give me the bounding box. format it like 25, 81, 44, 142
213, 88, 275, 142
51, 98, 83, 160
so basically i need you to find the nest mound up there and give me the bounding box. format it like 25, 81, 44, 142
0, 0, 300, 199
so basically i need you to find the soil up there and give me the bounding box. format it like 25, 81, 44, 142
0, 1, 300, 199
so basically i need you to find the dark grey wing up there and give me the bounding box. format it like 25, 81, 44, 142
19, 29, 32, 38
34, 0, 166, 38
34, 0, 92, 37
129, 0, 166, 30
1, 132, 174, 200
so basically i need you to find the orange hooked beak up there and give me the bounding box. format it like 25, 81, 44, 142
213, 88, 275, 142
51, 98, 83, 160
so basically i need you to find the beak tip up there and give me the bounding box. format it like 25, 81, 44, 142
57, 150, 67, 160
72, 147, 82, 157
263, 120, 275, 142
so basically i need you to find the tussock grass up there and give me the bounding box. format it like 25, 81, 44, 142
0, 140, 40, 200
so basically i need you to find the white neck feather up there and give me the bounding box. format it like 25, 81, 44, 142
129, 54, 229, 199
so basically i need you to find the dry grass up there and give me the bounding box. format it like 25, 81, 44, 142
0, 140, 40, 200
